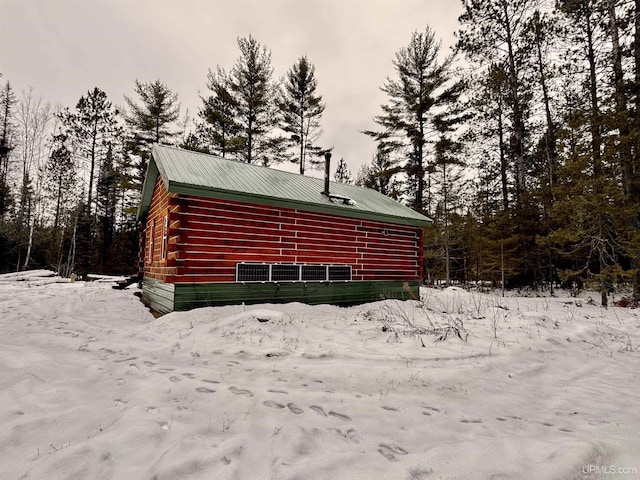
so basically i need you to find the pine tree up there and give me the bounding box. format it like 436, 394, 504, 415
229, 35, 283, 166
0, 81, 16, 219
431, 142, 467, 285
124, 79, 180, 186
61, 87, 118, 215
96, 144, 119, 272
602, 0, 640, 300
279, 56, 325, 174
458, 1, 561, 288
552, 0, 623, 304
458, 0, 533, 202
43, 132, 76, 229
333, 157, 353, 184
355, 145, 402, 198
199, 67, 241, 157
364, 27, 455, 213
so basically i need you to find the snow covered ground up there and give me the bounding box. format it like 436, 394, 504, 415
1, 272, 639, 480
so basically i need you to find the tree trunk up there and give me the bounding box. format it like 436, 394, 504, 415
23, 215, 35, 270
498, 103, 509, 210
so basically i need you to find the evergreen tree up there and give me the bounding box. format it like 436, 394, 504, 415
43, 132, 76, 229
430, 140, 467, 285
124, 79, 180, 186
230, 35, 283, 166
355, 145, 402, 198
0, 80, 16, 219
552, 0, 621, 304
199, 67, 241, 157
61, 87, 118, 216
96, 144, 119, 272
457, 0, 533, 202
364, 27, 455, 213
602, 0, 640, 300
279, 56, 325, 174
333, 157, 353, 184
457, 0, 554, 288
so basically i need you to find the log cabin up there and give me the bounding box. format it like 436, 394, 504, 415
137, 145, 432, 314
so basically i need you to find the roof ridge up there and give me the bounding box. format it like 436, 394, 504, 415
153, 144, 363, 189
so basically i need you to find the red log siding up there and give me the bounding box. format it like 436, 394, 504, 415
143, 176, 179, 282
151, 194, 422, 284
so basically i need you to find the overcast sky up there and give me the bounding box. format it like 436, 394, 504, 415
0, 0, 464, 176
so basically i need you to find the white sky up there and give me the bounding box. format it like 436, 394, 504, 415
0, 0, 463, 174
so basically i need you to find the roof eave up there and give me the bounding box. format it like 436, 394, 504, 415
136, 158, 160, 221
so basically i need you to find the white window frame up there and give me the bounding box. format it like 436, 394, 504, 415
161, 215, 168, 260
147, 220, 155, 263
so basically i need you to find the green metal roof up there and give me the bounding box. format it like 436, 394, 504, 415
137, 145, 432, 228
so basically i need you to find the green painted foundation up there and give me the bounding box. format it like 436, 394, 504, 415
142, 279, 420, 314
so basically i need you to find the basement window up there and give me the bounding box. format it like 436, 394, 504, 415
237, 263, 270, 282
302, 265, 328, 281
236, 263, 352, 283
328, 265, 352, 281
272, 264, 301, 281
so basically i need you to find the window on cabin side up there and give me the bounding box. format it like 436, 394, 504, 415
147, 220, 154, 263
161, 215, 168, 260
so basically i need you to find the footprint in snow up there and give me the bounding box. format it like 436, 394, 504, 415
195, 387, 216, 393
115, 356, 137, 363
422, 406, 441, 415
329, 428, 361, 444
263, 400, 286, 409
378, 444, 408, 462
287, 403, 304, 414
309, 405, 327, 416
229, 386, 253, 397
328, 411, 351, 422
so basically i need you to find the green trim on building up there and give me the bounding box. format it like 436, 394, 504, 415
142, 277, 175, 314
173, 280, 420, 311
142, 279, 420, 313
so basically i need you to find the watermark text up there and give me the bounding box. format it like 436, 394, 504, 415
583, 464, 638, 476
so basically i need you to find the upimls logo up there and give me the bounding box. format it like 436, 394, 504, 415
583, 464, 638, 476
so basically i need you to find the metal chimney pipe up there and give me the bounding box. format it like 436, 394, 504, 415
323, 152, 332, 195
